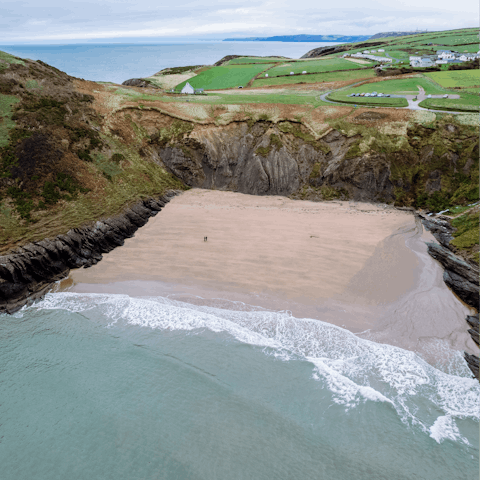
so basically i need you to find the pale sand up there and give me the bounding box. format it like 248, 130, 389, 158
68, 189, 477, 360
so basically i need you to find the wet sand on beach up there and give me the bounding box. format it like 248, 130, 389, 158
67, 189, 477, 359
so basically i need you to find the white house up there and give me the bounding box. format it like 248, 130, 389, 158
290, 71, 294, 75
371, 50, 377, 53
363, 50, 370, 54
302, 71, 307, 74
411, 57, 434, 67
378, 49, 385, 52
265, 73, 268, 77
181, 82, 195, 94
438, 53, 455, 60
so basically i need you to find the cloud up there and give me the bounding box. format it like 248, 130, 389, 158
0, 0, 477, 42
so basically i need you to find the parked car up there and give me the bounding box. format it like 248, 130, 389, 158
377, 93, 383, 97
238, 86, 243, 89
443, 94, 448, 98
384, 94, 390, 97
427, 94, 432, 98
360, 93, 365, 96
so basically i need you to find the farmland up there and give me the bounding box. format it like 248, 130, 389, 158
331, 76, 446, 96
419, 93, 480, 112
251, 69, 376, 87
174, 64, 271, 90
227, 57, 286, 64
266, 58, 371, 77
425, 70, 480, 89
326, 93, 408, 107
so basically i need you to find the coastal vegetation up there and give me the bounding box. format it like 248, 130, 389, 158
174, 64, 271, 90
0, 27, 478, 260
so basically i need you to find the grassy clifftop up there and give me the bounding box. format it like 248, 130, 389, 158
0, 51, 478, 264
0, 51, 184, 253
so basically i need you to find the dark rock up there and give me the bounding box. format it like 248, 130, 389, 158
468, 328, 479, 345
443, 269, 479, 310
466, 314, 479, 329
122, 78, 155, 88
0, 192, 178, 313
426, 242, 479, 286
418, 214, 455, 247
464, 352, 479, 379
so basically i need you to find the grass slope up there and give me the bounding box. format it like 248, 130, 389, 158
267, 58, 370, 77
228, 57, 285, 64
419, 94, 480, 112
175, 64, 270, 90
252, 69, 376, 87
425, 70, 480, 88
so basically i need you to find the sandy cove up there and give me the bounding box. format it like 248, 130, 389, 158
67, 189, 477, 362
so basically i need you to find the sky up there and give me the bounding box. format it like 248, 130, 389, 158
1, 0, 478, 44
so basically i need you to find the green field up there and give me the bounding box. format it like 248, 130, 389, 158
419, 94, 480, 112
338, 28, 478, 67
425, 70, 480, 88
453, 44, 480, 53
332, 76, 446, 96
266, 58, 370, 77
175, 64, 271, 90
228, 57, 286, 64
251, 69, 376, 87
327, 92, 408, 107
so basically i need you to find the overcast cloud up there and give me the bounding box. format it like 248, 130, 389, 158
1, 0, 477, 43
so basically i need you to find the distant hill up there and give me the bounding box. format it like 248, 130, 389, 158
369, 31, 432, 40
223, 35, 370, 43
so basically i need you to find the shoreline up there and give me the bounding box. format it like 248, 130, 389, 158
67, 189, 477, 363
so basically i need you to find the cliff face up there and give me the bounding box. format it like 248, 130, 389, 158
149, 121, 394, 202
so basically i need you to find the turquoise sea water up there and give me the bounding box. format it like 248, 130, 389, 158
1, 292, 478, 480
0, 42, 335, 84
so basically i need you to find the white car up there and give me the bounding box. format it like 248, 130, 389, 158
427, 94, 432, 98
443, 94, 448, 98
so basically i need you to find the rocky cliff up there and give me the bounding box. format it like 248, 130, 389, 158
0, 192, 178, 313
419, 212, 479, 378
138, 115, 478, 207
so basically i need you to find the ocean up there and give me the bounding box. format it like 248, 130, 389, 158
0, 292, 478, 479
0, 41, 336, 85
0, 41, 478, 478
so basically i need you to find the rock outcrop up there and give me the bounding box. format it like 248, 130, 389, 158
0, 192, 178, 314
425, 242, 479, 310
152, 122, 394, 201
122, 78, 156, 88
420, 213, 479, 378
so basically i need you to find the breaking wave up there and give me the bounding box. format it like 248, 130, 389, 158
28, 292, 480, 441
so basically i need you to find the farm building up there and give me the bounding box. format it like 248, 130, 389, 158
378, 49, 385, 52
181, 82, 195, 94
410, 57, 434, 67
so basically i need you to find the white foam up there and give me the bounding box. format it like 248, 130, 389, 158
32, 292, 480, 436
429, 416, 470, 445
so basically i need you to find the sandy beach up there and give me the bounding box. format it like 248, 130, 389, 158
67, 189, 477, 360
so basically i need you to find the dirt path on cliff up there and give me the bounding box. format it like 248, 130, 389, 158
67, 189, 476, 362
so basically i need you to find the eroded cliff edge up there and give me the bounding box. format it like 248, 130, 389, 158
0, 192, 178, 313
